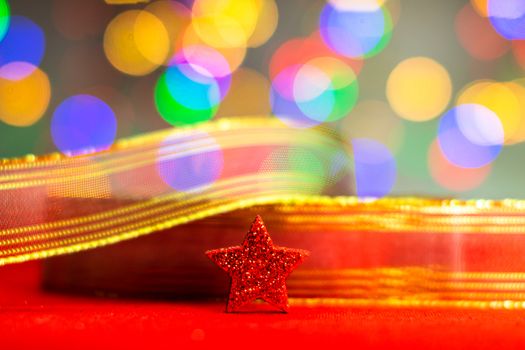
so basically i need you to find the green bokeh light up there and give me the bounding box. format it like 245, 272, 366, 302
365, 7, 393, 59
0, 0, 10, 43
154, 72, 218, 127
326, 79, 359, 122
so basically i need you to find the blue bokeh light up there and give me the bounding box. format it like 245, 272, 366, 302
0, 16, 45, 72
270, 65, 322, 128
438, 104, 503, 168
319, 3, 390, 58
293, 64, 335, 122
488, 0, 525, 40
51, 95, 117, 155
165, 63, 223, 111
352, 138, 396, 198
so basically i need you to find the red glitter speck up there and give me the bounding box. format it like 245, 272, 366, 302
205, 215, 310, 313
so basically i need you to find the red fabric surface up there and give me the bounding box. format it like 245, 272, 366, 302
1, 262, 525, 350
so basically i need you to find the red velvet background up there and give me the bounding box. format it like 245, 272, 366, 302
1, 261, 525, 349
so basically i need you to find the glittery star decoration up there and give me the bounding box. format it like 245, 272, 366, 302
205, 215, 309, 313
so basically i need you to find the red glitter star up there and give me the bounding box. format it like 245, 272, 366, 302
205, 215, 309, 313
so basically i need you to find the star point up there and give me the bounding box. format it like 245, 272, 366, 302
206, 215, 309, 313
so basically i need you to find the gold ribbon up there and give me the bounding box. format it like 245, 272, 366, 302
0, 117, 354, 265
3, 117, 525, 309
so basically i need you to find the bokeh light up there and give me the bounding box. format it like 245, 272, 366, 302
455, 3, 509, 61
174, 44, 232, 79
471, 0, 489, 17
216, 68, 271, 117
296, 57, 358, 122
145, 0, 191, 63
191, 0, 257, 48
182, 24, 246, 73
157, 131, 224, 192
191, 0, 277, 49
429, 139, 491, 192
293, 63, 335, 122
328, 0, 385, 12
340, 100, 404, 152
269, 38, 303, 79
512, 40, 525, 71
271, 57, 358, 127
0, 16, 45, 76
438, 104, 503, 168
103, 10, 169, 76
165, 64, 223, 111
155, 61, 227, 126
0, 62, 50, 127
319, 2, 392, 58
352, 138, 396, 198
246, 0, 278, 48
51, 95, 117, 155
457, 80, 525, 144
269, 32, 364, 81
1, 0, 523, 200
0, 0, 9, 42
507, 79, 525, 144
81, 86, 135, 138
386, 57, 452, 122
488, 0, 525, 40
271, 65, 320, 128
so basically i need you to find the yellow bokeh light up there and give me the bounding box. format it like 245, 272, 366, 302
216, 68, 271, 117
183, 25, 246, 73
192, 0, 259, 48
145, 0, 191, 62
341, 100, 404, 153
508, 79, 525, 144
506, 82, 525, 144
192, 14, 247, 49
457, 80, 525, 144
103, 10, 169, 76
456, 79, 491, 102
471, 0, 488, 17
246, 0, 278, 48
386, 57, 452, 122
191, 0, 276, 49
0, 66, 51, 127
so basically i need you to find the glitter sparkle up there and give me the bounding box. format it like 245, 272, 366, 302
205, 215, 309, 313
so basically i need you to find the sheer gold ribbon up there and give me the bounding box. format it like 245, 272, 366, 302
3, 117, 525, 309
0, 117, 354, 265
